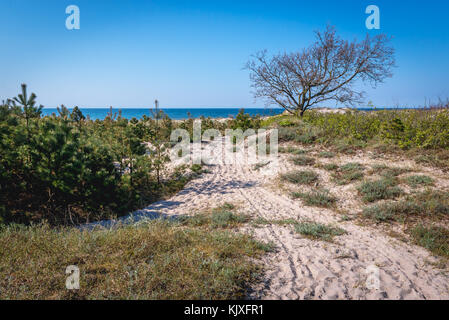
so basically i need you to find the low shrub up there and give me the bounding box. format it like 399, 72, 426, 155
405, 175, 434, 188
357, 179, 403, 202
294, 222, 346, 242
291, 190, 337, 208
290, 155, 315, 166
410, 225, 449, 258
281, 170, 319, 185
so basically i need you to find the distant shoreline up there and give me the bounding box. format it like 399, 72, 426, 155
40, 107, 285, 120
40, 106, 444, 121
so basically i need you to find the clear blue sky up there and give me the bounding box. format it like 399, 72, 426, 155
1, 0, 448, 108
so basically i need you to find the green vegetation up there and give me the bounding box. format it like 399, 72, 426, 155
0, 85, 264, 226
291, 190, 337, 208
322, 163, 339, 171
410, 225, 449, 258
357, 178, 403, 203
294, 222, 346, 242
0, 217, 271, 299
362, 190, 449, 223
251, 218, 346, 242
251, 217, 298, 227
190, 164, 204, 175
331, 163, 365, 185
278, 146, 307, 155
318, 151, 335, 159
363, 201, 423, 223
405, 175, 434, 188
263, 108, 449, 170
370, 164, 410, 178
179, 203, 251, 229
280, 170, 319, 185
290, 155, 315, 166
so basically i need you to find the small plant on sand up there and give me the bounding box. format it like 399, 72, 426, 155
251, 217, 298, 228
363, 190, 449, 223
332, 163, 365, 185
281, 170, 318, 185
405, 175, 434, 188
253, 161, 271, 170
211, 210, 250, 228
370, 164, 410, 178
357, 178, 403, 203
291, 190, 337, 208
279, 146, 307, 155
191, 164, 203, 174
290, 155, 315, 166
318, 151, 335, 159
322, 163, 339, 171
363, 201, 423, 223
410, 225, 449, 258
182, 204, 250, 229
294, 222, 346, 242
414, 190, 449, 215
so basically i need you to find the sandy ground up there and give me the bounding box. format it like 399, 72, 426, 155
97, 135, 449, 300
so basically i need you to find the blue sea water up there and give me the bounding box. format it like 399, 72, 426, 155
41, 108, 285, 120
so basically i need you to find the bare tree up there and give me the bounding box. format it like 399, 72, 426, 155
246, 25, 395, 116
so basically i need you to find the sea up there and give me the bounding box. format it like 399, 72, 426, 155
41, 107, 285, 120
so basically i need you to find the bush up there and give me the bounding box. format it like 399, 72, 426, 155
302, 108, 449, 150
281, 170, 319, 185
331, 163, 365, 185
371, 164, 410, 178
291, 190, 337, 208
294, 222, 346, 242
405, 175, 434, 188
318, 151, 335, 158
362, 190, 449, 223
0, 85, 181, 225
363, 201, 423, 222
357, 179, 403, 202
290, 155, 315, 166
410, 225, 449, 258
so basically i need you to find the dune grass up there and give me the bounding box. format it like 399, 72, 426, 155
405, 175, 434, 188
331, 163, 365, 185
0, 205, 272, 300
357, 178, 403, 203
279, 146, 307, 155
281, 170, 319, 185
370, 164, 410, 178
410, 225, 449, 258
294, 222, 346, 242
290, 155, 316, 166
318, 151, 336, 159
291, 190, 337, 208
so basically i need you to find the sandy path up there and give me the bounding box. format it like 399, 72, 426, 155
124, 137, 449, 300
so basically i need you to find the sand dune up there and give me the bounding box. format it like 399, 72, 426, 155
104, 136, 449, 300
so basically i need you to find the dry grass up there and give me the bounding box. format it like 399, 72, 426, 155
0, 208, 272, 299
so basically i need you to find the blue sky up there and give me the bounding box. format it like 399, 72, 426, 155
1, 0, 448, 108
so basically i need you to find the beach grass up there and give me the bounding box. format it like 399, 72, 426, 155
0, 204, 272, 300
281, 170, 319, 185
